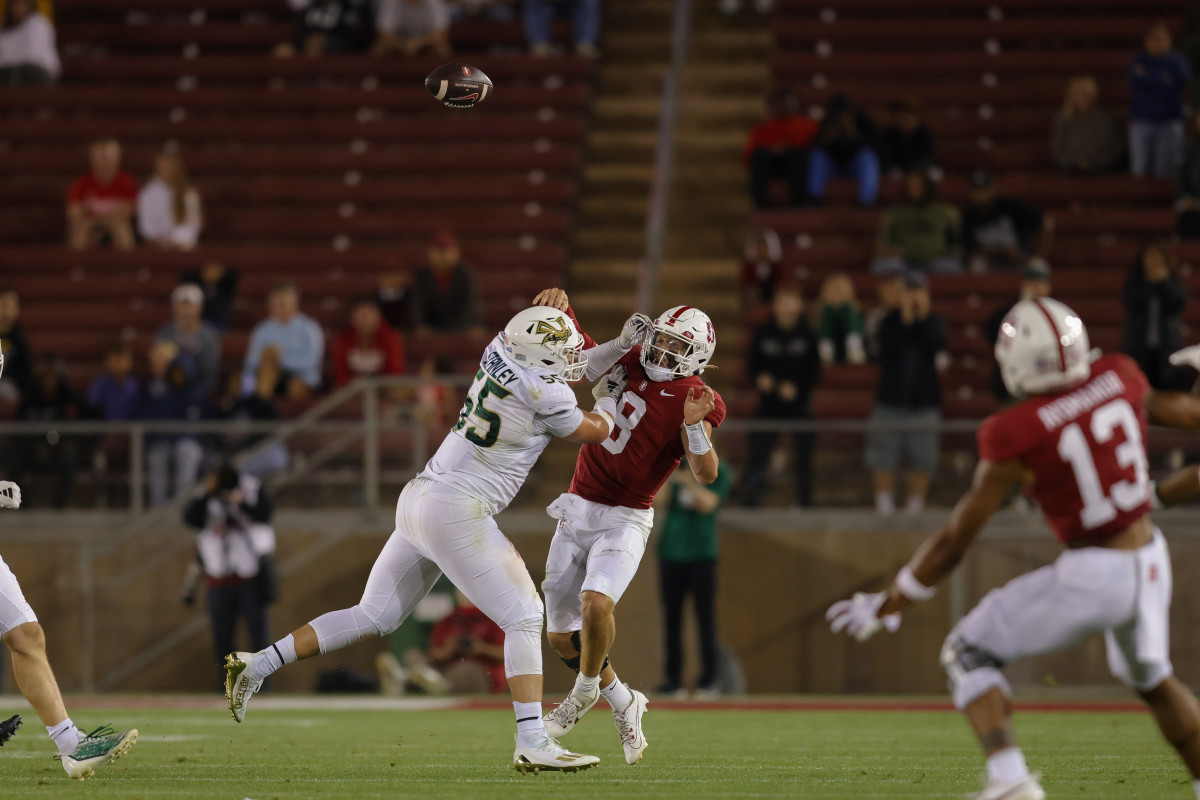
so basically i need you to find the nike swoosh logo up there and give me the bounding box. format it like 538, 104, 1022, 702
660, 390, 673, 397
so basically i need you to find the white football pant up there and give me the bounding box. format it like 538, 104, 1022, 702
0, 554, 38, 639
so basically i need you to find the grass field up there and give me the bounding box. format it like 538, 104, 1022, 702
0, 697, 1192, 799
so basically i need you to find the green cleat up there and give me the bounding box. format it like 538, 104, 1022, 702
57, 724, 139, 780
0, 714, 21, 746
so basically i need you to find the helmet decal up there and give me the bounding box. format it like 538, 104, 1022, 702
533, 316, 572, 345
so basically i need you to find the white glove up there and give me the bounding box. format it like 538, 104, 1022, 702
617, 313, 653, 351
826, 592, 902, 642
1169, 345, 1200, 372
0, 481, 21, 510
591, 365, 627, 405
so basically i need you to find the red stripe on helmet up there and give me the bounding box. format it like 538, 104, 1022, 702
671, 306, 692, 320
1031, 299, 1066, 371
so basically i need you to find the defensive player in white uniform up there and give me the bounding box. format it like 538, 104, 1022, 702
225, 306, 651, 772
0, 355, 139, 779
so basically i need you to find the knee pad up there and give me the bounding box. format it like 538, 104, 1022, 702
503, 612, 544, 679
942, 634, 1011, 711
557, 630, 610, 674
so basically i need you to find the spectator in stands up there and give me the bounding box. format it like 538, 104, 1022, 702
181, 261, 238, 332
413, 355, 458, 428
1178, 5, 1200, 111
864, 272, 904, 362
744, 89, 819, 209
871, 171, 962, 275
524, 0, 599, 57
447, 0, 517, 22
155, 283, 222, 402
139, 340, 207, 507
373, 0, 451, 56
865, 271, 944, 516
1128, 21, 1191, 178
1122, 240, 1189, 390
86, 343, 140, 421
275, 0, 376, 57
1176, 112, 1200, 238
962, 171, 1045, 273
879, 98, 937, 178
740, 285, 821, 508
655, 461, 731, 698
1051, 75, 1122, 174
0, 0, 59, 85
0, 287, 33, 402
807, 94, 880, 207
817, 273, 866, 365
741, 227, 784, 306
410, 230, 485, 337
137, 151, 203, 251
217, 369, 289, 479
242, 283, 326, 399
333, 296, 406, 387
376, 269, 410, 331
9, 354, 87, 508
426, 591, 507, 693
66, 139, 138, 251
983, 259, 1053, 403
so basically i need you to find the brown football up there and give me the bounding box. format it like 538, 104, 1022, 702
424, 63, 493, 109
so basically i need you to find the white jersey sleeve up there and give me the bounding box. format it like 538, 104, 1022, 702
417, 337, 582, 513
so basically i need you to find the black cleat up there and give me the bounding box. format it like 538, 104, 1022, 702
0, 715, 22, 746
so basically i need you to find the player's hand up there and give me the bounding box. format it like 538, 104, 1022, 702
826, 592, 902, 642
592, 365, 627, 405
532, 288, 570, 312
1169, 344, 1200, 372
617, 313, 653, 351
683, 386, 716, 425
0, 481, 21, 509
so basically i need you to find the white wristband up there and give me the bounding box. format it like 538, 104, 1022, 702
1149, 480, 1163, 511
895, 566, 937, 603
594, 397, 617, 436
684, 420, 711, 455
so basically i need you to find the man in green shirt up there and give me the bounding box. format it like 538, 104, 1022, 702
655, 462, 732, 696
871, 171, 963, 275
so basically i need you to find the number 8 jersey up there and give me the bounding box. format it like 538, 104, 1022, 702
977, 352, 1151, 545
418, 336, 584, 514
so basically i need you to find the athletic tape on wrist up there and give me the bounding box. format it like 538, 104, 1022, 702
1149, 480, 1164, 511
895, 566, 937, 603
594, 397, 617, 435
684, 420, 711, 455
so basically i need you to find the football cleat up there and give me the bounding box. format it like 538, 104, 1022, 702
225, 651, 264, 723
543, 681, 600, 739
611, 687, 649, 765
973, 774, 1046, 800
513, 734, 599, 774
56, 725, 138, 780
0, 714, 21, 746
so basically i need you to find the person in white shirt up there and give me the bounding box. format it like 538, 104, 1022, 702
0, 0, 59, 85
373, 0, 451, 56
137, 151, 203, 251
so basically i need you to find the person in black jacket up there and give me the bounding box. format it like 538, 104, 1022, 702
7, 353, 89, 508
741, 285, 822, 507
806, 94, 881, 207
984, 259, 1053, 403
1122, 241, 1190, 389
182, 464, 276, 681
864, 271, 945, 515
409, 229, 486, 337
180, 261, 238, 332
963, 171, 1046, 273
0, 288, 34, 402
880, 98, 937, 177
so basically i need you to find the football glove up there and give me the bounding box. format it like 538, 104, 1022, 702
0, 481, 21, 510
617, 313, 653, 351
826, 592, 902, 642
591, 365, 627, 405
1169, 344, 1200, 372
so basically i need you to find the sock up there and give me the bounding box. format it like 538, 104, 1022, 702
250, 634, 297, 680
513, 701, 544, 745
986, 747, 1029, 783
1193, 779, 1199, 799
875, 491, 894, 516
47, 718, 80, 755
905, 495, 925, 515
600, 674, 634, 711
575, 672, 600, 697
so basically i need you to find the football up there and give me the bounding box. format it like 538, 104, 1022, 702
424, 63, 493, 109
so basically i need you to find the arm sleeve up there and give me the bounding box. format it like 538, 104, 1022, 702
583, 338, 627, 381
563, 305, 599, 349
532, 384, 585, 437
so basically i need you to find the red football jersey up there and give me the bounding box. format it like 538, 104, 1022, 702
569, 348, 727, 509
977, 353, 1151, 545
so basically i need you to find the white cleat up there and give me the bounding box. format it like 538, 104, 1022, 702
224, 651, 264, 723
612, 687, 648, 764
513, 735, 600, 774
974, 774, 1046, 800
543, 682, 600, 739
57, 726, 139, 781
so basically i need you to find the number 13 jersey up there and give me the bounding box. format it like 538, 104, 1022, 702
977, 352, 1151, 545
419, 336, 584, 514
569, 348, 727, 511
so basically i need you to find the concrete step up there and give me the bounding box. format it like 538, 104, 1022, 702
570, 259, 641, 292
575, 227, 645, 259
581, 162, 653, 190
600, 32, 674, 61
571, 289, 640, 319
592, 95, 662, 126
597, 63, 668, 94
579, 195, 648, 226
688, 29, 771, 59
681, 62, 769, 94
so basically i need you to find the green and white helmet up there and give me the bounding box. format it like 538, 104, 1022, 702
502, 306, 588, 381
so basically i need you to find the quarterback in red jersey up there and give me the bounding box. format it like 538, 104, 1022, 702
531, 289, 725, 765
828, 297, 1200, 800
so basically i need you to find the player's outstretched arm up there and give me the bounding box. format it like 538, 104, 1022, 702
1151, 463, 1200, 508
1145, 389, 1200, 430
530, 287, 651, 380
0, 481, 21, 509
681, 386, 719, 484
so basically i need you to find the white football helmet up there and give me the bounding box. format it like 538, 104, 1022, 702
995, 297, 1095, 398
641, 305, 716, 382
502, 306, 588, 381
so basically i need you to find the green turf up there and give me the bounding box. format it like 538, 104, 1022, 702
0, 704, 1192, 799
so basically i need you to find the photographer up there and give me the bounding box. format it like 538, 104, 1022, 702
181, 464, 277, 681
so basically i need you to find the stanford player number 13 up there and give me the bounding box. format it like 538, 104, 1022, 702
1056, 397, 1149, 530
